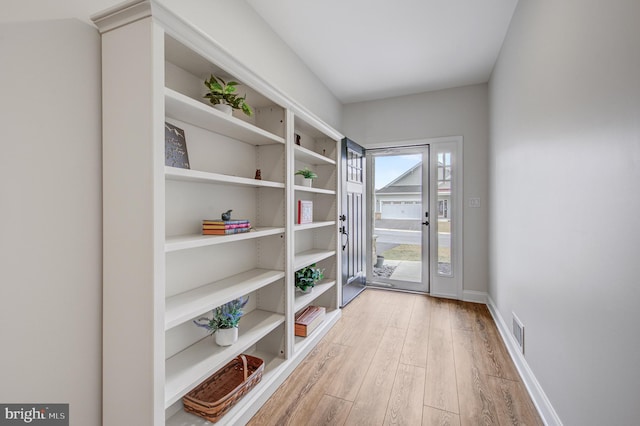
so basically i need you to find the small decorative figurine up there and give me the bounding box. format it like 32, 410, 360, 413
221, 210, 232, 221
255, 169, 262, 180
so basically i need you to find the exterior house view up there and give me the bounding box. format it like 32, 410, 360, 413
375, 153, 452, 221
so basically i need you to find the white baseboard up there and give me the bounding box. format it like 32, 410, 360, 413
462, 290, 488, 303
486, 296, 563, 426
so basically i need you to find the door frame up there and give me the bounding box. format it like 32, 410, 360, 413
364, 136, 463, 298
366, 145, 430, 293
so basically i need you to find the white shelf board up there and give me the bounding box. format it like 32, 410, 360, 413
166, 166, 285, 189
294, 145, 336, 166
294, 249, 336, 270
294, 221, 335, 232
295, 114, 337, 140
165, 269, 285, 330
294, 309, 341, 351
165, 309, 285, 407
294, 280, 336, 312
165, 227, 285, 252
165, 87, 285, 146
166, 350, 286, 426
293, 185, 336, 195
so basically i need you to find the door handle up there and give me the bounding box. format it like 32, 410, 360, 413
422, 221, 429, 226
340, 226, 349, 250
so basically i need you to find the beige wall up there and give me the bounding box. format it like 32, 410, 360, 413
489, 0, 640, 424
0, 19, 102, 424
344, 84, 490, 294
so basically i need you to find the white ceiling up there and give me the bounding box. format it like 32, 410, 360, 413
247, 0, 518, 104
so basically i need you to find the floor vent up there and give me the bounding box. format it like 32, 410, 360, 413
512, 313, 525, 354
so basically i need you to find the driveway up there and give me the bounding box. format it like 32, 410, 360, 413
374, 226, 450, 254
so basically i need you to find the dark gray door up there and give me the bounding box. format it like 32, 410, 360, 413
340, 138, 366, 306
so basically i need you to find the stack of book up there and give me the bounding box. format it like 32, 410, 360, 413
202, 219, 251, 235
294, 305, 326, 337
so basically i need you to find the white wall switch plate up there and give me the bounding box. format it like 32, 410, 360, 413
469, 197, 481, 208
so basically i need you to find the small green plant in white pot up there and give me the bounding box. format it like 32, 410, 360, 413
295, 167, 318, 187
295, 264, 324, 294
193, 296, 249, 346
203, 75, 253, 117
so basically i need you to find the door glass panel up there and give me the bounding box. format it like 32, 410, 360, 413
370, 150, 428, 292
437, 151, 452, 276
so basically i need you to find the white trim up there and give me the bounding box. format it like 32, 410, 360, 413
487, 296, 563, 426
429, 137, 463, 299
462, 290, 487, 303
363, 135, 461, 150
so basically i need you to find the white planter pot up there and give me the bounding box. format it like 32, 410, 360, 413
296, 286, 313, 294
213, 104, 233, 115
215, 327, 238, 346
303, 178, 313, 187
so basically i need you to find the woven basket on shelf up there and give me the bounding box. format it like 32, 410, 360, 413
183, 354, 264, 423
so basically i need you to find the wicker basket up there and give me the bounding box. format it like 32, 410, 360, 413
183, 354, 264, 423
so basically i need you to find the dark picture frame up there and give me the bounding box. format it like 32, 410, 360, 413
165, 122, 190, 169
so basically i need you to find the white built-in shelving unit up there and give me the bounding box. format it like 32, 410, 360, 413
92, 0, 342, 425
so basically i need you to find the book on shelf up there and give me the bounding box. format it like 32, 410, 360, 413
202, 219, 251, 225
297, 200, 313, 224
202, 223, 251, 230
202, 227, 252, 235
164, 122, 190, 169
295, 305, 326, 337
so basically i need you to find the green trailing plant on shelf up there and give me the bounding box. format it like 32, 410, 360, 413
295, 167, 318, 179
193, 296, 249, 334
203, 74, 253, 116
295, 264, 324, 292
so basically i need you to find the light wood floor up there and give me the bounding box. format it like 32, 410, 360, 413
248, 289, 543, 426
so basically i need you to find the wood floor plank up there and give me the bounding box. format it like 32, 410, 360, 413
305, 394, 353, 426
285, 343, 350, 426
451, 300, 477, 331
472, 311, 520, 381
324, 315, 384, 401
400, 295, 431, 368
344, 326, 406, 425
452, 329, 500, 426
424, 327, 459, 413
422, 406, 462, 426
323, 339, 376, 401
486, 376, 543, 426
430, 297, 452, 330
384, 363, 426, 425
247, 341, 346, 426
326, 311, 363, 347
388, 293, 416, 329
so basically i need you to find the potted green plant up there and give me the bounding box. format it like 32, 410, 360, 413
193, 296, 249, 346
295, 167, 318, 187
295, 264, 324, 294
203, 75, 253, 117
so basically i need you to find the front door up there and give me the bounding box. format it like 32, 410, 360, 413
340, 138, 366, 306
367, 146, 430, 293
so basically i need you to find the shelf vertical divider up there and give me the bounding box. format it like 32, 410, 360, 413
284, 109, 296, 359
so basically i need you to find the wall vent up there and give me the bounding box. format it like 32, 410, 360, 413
512, 313, 525, 354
